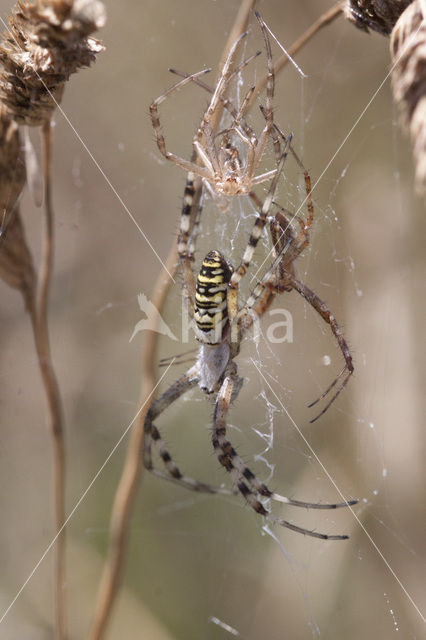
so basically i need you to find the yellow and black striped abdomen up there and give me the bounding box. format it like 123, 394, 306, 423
194, 250, 232, 344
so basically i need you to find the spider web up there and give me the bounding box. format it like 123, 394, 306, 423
1, 1, 425, 639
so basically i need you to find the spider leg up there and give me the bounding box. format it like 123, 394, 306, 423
159, 348, 198, 367
144, 365, 233, 495
226, 85, 256, 132
178, 169, 203, 312
237, 198, 353, 422
193, 139, 219, 177
244, 208, 305, 318
150, 69, 213, 180
259, 105, 315, 248
192, 31, 249, 180
213, 366, 352, 539
213, 366, 273, 503
195, 30, 248, 140
250, 12, 275, 177
170, 64, 259, 141
286, 274, 354, 423
245, 210, 300, 318
250, 168, 279, 186
228, 144, 291, 325
215, 120, 258, 188
228, 145, 292, 347
271, 494, 358, 509
267, 112, 315, 231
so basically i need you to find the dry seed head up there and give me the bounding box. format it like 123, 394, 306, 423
0, 0, 106, 125
345, 0, 413, 35
0, 107, 35, 308
391, 0, 426, 197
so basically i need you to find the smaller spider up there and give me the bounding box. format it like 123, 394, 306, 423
149, 11, 279, 211
144, 152, 357, 540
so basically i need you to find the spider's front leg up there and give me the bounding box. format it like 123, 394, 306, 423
288, 275, 354, 423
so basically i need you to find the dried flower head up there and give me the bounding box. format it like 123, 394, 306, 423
391, 0, 426, 197
0, 0, 106, 125
0, 106, 35, 308
345, 0, 413, 35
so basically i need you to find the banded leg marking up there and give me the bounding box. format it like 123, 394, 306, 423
144, 367, 235, 495
212, 370, 355, 538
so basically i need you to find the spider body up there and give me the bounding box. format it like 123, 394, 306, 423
194, 250, 234, 393
194, 250, 232, 345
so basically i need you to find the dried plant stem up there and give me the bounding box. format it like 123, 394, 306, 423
88, 241, 179, 640
27, 119, 66, 640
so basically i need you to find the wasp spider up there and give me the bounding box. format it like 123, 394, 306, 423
177, 126, 354, 421
149, 11, 281, 211
144, 153, 357, 540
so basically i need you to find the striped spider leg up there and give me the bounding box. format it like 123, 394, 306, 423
144, 156, 358, 540
149, 12, 280, 212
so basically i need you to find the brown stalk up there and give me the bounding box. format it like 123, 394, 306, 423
0, 106, 66, 638
33, 118, 67, 640
23, 119, 67, 640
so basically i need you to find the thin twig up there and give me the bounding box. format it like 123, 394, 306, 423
27, 119, 67, 640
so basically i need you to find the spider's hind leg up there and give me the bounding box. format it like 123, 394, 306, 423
144, 365, 234, 496
212, 365, 273, 514
213, 365, 355, 540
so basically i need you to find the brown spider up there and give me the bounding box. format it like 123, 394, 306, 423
149, 11, 280, 211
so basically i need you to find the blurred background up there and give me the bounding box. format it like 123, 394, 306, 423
0, 1, 424, 638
